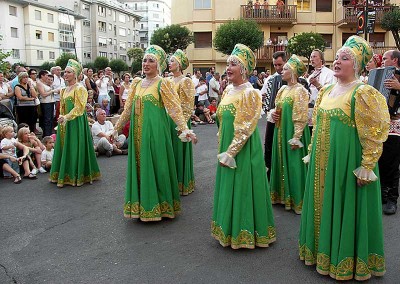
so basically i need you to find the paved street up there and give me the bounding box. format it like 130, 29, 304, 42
1, 118, 399, 284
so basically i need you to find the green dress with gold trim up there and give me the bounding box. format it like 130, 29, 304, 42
114, 77, 190, 221
50, 84, 100, 187
211, 82, 276, 249
299, 83, 389, 280
270, 84, 310, 214
168, 76, 195, 195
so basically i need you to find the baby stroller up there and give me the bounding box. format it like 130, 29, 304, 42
0, 103, 17, 133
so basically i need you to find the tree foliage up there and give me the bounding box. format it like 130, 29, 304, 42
150, 24, 194, 53
286, 32, 326, 66
40, 61, 56, 71
131, 61, 142, 74
0, 35, 11, 73
55, 52, 78, 70
94, 56, 109, 71
127, 48, 144, 61
213, 19, 263, 56
381, 8, 400, 50
109, 59, 129, 76
83, 62, 95, 71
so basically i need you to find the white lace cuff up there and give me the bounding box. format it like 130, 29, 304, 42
178, 129, 196, 142
288, 138, 304, 148
217, 152, 237, 169
353, 166, 378, 182
302, 154, 310, 164
266, 110, 276, 123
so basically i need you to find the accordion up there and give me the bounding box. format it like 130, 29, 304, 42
367, 66, 400, 115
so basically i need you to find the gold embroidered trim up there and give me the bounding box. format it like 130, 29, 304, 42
179, 180, 195, 196
317, 108, 355, 128
123, 200, 181, 221
49, 172, 101, 187
299, 243, 315, 265
211, 221, 276, 249
271, 192, 302, 214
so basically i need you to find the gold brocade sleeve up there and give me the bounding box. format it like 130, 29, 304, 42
160, 78, 188, 132
354, 85, 390, 170
178, 77, 195, 122
226, 89, 262, 158
114, 77, 142, 132
292, 86, 309, 140
64, 85, 88, 121
307, 85, 329, 155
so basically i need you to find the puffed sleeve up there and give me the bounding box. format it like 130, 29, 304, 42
114, 77, 141, 132
160, 78, 188, 132
64, 86, 88, 121
218, 88, 262, 168
178, 77, 195, 122
353, 85, 390, 181
303, 85, 329, 163
288, 86, 309, 147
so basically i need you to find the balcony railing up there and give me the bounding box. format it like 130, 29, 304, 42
255, 45, 287, 62
337, 4, 395, 27
372, 46, 397, 55
240, 5, 297, 24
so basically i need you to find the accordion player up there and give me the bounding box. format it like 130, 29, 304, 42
367, 66, 400, 116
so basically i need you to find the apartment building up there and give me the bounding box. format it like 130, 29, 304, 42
79, 0, 141, 64
172, 0, 399, 73
122, 0, 171, 49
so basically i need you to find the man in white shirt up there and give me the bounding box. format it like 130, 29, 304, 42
191, 69, 202, 105
307, 49, 335, 106
208, 72, 221, 102
91, 109, 127, 157
51, 66, 66, 124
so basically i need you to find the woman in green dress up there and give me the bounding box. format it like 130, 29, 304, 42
50, 59, 101, 187
114, 45, 196, 222
168, 49, 196, 195
299, 36, 390, 280
270, 55, 310, 214
211, 44, 276, 249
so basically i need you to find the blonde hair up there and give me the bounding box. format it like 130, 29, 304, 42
17, 127, 30, 142
1, 126, 14, 137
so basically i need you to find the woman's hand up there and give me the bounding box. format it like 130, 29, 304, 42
58, 115, 66, 124
271, 110, 280, 122
357, 178, 371, 187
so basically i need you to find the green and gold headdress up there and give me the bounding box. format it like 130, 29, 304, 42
144, 45, 167, 73
66, 59, 82, 76
229, 44, 256, 74
171, 49, 189, 71
340, 35, 373, 73
286, 55, 307, 77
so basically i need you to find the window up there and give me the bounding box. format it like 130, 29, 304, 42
153, 13, 159, 19
35, 10, 41, 20
120, 41, 127, 50
82, 4, 90, 10
369, 33, 385, 47
9, 5, 17, 16
114, 25, 117, 36
113, 11, 116, 22
99, 51, 107, 57
194, 0, 211, 9
10, 27, 18, 38
84, 36, 91, 43
194, 32, 212, 48
119, 14, 126, 23
48, 32, 54, 41
84, 52, 91, 59
120, 54, 127, 61
321, 34, 332, 49
113, 39, 117, 45
316, 0, 332, 12
98, 6, 106, 17
83, 20, 91, 27
98, 21, 106, 32
119, 27, 126, 36
99, 37, 107, 47
49, 51, 55, 59
141, 24, 144, 29
155, 24, 159, 28
108, 8, 112, 16
37, 50, 43, 60
109, 23, 112, 31
12, 49, 20, 59
36, 30, 42, 40
109, 53, 113, 59
48, 13, 54, 23
128, 29, 131, 35
342, 33, 353, 45
295, 0, 311, 12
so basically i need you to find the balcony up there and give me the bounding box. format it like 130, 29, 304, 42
255, 45, 286, 63
372, 45, 397, 55
240, 5, 297, 25
337, 5, 395, 27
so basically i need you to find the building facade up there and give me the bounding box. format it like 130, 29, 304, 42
122, 0, 171, 49
172, 0, 399, 74
79, 0, 141, 65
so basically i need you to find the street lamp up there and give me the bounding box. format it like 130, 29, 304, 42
58, 6, 77, 58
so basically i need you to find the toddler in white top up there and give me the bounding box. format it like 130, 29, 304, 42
41, 136, 54, 171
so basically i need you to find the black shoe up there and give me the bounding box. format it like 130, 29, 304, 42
383, 201, 397, 215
